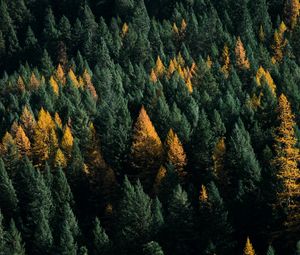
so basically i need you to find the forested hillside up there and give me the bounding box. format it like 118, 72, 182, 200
0, 0, 299, 254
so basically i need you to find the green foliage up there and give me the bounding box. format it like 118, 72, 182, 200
92, 218, 110, 255
117, 177, 159, 251
0, 158, 18, 219
5, 219, 25, 255
0, 0, 298, 254
143, 241, 164, 255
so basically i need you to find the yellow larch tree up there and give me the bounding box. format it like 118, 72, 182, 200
186, 78, 193, 93
83, 69, 98, 101
221, 44, 230, 78
164, 129, 187, 177
284, 0, 300, 29
131, 106, 164, 189
61, 125, 74, 159
167, 60, 176, 78
121, 22, 129, 38
49, 76, 59, 95
272, 94, 300, 231
271, 22, 288, 63
54, 112, 62, 129
32, 108, 58, 164
68, 69, 79, 87
235, 37, 250, 70
153, 165, 167, 193
55, 64, 66, 85
17, 76, 25, 92
30, 73, 40, 90
54, 148, 67, 168
190, 62, 197, 75
177, 65, 185, 80
243, 237, 255, 255
255, 66, 276, 95
20, 105, 36, 139
181, 19, 187, 33
206, 55, 213, 68
15, 125, 31, 157
199, 185, 208, 203
154, 56, 165, 78
172, 23, 179, 34
150, 69, 158, 83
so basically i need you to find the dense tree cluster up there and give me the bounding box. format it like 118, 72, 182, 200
0, 0, 299, 254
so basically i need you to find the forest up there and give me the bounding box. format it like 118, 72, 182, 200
0, 0, 299, 254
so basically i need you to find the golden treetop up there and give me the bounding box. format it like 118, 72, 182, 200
17, 76, 25, 92
55, 64, 66, 84
221, 44, 230, 78
83, 69, 98, 101
243, 237, 255, 255
49, 75, 59, 95
255, 66, 276, 95
199, 184, 208, 202
132, 106, 162, 148
15, 125, 31, 157
271, 22, 288, 63
30, 73, 40, 90
272, 93, 300, 227
235, 37, 250, 70
54, 148, 67, 168
68, 69, 80, 88
61, 125, 74, 155
154, 56, 165, 78
121, 22, 129, 38
150, 68, 158, 83
165, 128, 187, 174
54, 112, 62, 129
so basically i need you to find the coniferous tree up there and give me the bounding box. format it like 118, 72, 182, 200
14, 157, 53, 255
130, 106, 164, 190
164, 184, 194, 255
284, 0, 300, 29
5, 219, 25, 255
272, 94, 300, 234
266, 245, 276, 255
243, 237, 256, 255
143, 241, 164, 255
56, 219, 77, 255
164, 129, 187, 178
92, 218, 110, 255
117, 177, 155, 252
227, 120, 261, 199
0, 158, 18, 219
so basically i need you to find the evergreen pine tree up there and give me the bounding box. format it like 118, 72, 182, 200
0, 158, 18, 218
5, 219, 25, 255
92, 218, 110, 255
143, 241, 164, 255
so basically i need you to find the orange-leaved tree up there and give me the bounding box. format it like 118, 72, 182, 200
272, 94, 300, 232
130, 106, 164, 190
